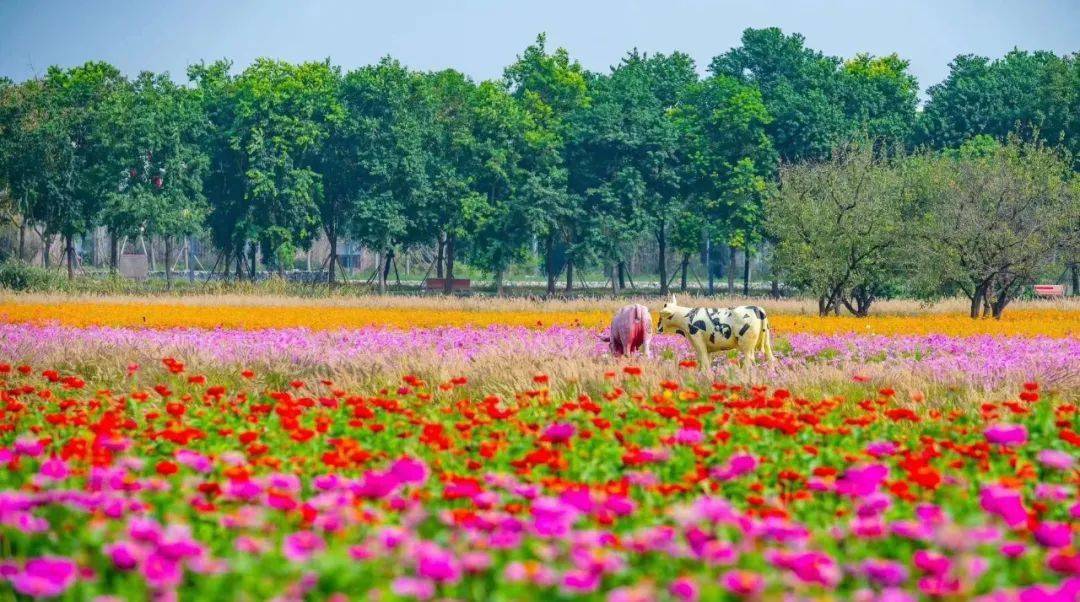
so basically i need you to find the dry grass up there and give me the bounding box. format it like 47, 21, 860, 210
2, 290, 1077, 315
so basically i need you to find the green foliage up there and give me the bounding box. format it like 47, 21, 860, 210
0, 259, 62, 291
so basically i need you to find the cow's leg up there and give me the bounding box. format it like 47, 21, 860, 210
690, 338, 710, 373
642, 335, 652, 359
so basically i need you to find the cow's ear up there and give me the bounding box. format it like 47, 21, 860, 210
670, 294, 677, 306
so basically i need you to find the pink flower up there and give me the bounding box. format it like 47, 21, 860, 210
913, 550, 951, 576
13, 436, 43, 457
1033, 522, 1072, 549
1036, 449, 1074, 471
560, 568, 600, 594
669, 577, 699, 601
862, 559, 909, 586
140, 551, 182, 589
541, 423, 576, 443
675, 428, 704, 445
389, 457, 428, 485
10, 556, 77, 598
835, 464, 889, 498
980, 486, 1029, 528
38, 456, 69, 481
866, 441, 898, 458
391, 576, 435, 600
720, 570, 764, 597
711, 454, 758, 481
984, 424, 1027, 446
504, 561, 556, 586
175, 450, 213, 473
282, 531, 325, 563
104, 541, 141, 571
415, 543, 461, 584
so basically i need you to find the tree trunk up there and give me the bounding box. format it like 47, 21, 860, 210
771, 277, 780, 299
435, 232, 445, 279
727, 246, 736, 295
17, 221, 26, 262
164, 237, 173, 290
705, 238, 714, 295
544, 234, 557, 296
41, 232, 51, 268
1071, 263, 1078, 296
443, 235, 456, 294
610, 263, 619, 295
248, 244, 257, 281
495, 267, 505, 297
657, 225, 668, 296
109, 232, 119, 274
235, 241, 243, 281
742, 247, 751, 296
617, 261, 626, 290
65, 234, 74, 280
377, 248, 388, 295
565, 259, 574, 292
327, 229, 338, 285
680, 253, 689, 292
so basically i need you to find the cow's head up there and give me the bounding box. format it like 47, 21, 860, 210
657, 295, 680, 333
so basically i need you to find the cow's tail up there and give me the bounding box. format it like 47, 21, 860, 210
757, 311, 775, 361
633, 304, 645, 323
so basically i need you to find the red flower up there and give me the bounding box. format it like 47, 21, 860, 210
156, 461, 178, 476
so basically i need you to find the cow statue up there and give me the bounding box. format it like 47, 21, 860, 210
600, 304, 653, 357
656, 295, 775, 369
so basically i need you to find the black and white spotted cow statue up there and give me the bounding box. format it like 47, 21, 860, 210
656, 295, 775, 369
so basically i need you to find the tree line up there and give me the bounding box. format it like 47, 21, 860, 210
0, 28, 1077, 309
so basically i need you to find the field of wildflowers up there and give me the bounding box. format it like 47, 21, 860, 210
0, 297, 1077, 600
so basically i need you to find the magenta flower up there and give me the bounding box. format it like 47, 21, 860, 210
389, 457, 428, 485
669, 577, 699, 602
104, 541, 141, 571
984, 424, 1028, 446
560, 568, 600, 594
175, 450, 213, 473
979, 485, 1029, 528
912, 550, 951, 576
720, 570, 764, 597
541, 423, 576, 443
37, 456, 69, 481
415, 543, 461, 584
835, 464, 889, 498
862, 559, 909, 587
675, 428, 704, 445
9, 556, 77, 598
140, 551, 182, 589
282, 531, 325, 563
711, 454, 758, 481
1033, 522, 1072, 549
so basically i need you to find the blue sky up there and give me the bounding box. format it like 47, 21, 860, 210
2, 0, 1078, 96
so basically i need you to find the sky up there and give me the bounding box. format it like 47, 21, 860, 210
2, 0, 1078, 98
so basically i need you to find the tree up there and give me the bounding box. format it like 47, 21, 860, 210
460, 81, 537, 295
919, 51, 1079, 160
766, 139, 913, 316
101, 72, 208, 287
40, 62, 129, 278
234, 59, 342, 278
504, 33, 589, 295
710, 28, 846, 164
0, 78, 49, 262
911, 137, 1078, 318
674, 73, 774, 294
187, 60, 247, 279
839, 53, 919, 143
573, 50, 695, 296
320, 58, 426, 288
324, 59, 428, 292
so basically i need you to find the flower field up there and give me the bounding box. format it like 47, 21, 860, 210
0, 299, 1078, 600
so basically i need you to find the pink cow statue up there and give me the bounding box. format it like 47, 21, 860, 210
600, 304, 653, 357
